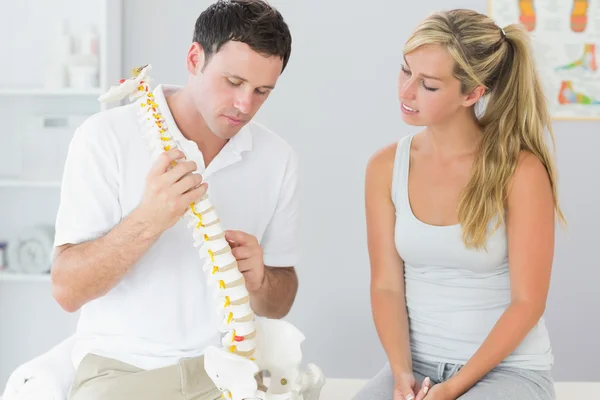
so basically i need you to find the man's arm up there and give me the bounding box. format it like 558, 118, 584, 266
250, 266, 298, 318
52, 208, 161, 312
52, 148, 207, 312
225, 147, 301, 318
224, 230, 298, 318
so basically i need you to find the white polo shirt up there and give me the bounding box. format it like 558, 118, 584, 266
54, 84, 300, 370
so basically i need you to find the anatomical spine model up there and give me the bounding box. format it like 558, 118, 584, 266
98, 64, 325, 400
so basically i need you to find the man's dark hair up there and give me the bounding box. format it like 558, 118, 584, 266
193, 0, 292, 72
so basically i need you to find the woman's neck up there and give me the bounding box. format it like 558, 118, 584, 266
425, 110, 482, 160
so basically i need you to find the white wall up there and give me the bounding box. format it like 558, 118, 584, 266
1, 0, 598, 389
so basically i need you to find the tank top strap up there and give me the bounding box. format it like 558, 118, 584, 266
391, 133, 414, 209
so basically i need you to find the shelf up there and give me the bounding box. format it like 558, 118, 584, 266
0, 87, 103, 96
0, 271, 51, 282
0, 179, 61, 188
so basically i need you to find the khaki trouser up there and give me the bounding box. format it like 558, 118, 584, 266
68, 354, 222, 400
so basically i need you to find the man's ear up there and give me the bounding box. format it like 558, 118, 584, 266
187, 42, 206, 75
462, 85, 486, 108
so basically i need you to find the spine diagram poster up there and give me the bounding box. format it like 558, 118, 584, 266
490, 0, 600, 120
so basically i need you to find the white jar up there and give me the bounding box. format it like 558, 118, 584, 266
80, 25, 99, 56
68, 65, 99, 88
44, 20, 73, 89
67, 54, 99, 89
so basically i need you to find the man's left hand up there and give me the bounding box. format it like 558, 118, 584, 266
225, 230, 265, 293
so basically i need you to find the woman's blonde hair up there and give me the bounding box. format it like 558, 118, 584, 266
404, 9, 566, 249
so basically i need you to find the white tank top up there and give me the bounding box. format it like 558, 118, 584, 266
392, 133, 553, 370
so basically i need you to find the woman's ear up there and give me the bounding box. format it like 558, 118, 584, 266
462, 85, 486, 107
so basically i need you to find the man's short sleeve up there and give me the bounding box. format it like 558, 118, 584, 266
260, 149, 300, 267
54, 116, 122, 246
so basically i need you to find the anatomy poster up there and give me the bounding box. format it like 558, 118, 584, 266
490, 0, 600, 120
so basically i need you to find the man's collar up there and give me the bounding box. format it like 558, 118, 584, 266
230, 123, 253, 155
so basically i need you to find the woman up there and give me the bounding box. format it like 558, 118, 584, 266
355, 9, 565, 400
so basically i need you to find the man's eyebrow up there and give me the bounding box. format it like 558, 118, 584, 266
226, 73, 275, 89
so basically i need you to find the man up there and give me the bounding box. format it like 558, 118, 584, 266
51, 1, 298, 399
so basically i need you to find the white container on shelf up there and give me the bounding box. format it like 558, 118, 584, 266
67, 54, 99, 89
44, 20, 73, 89
79, 24, 100, 56
68, 65, 99, 88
